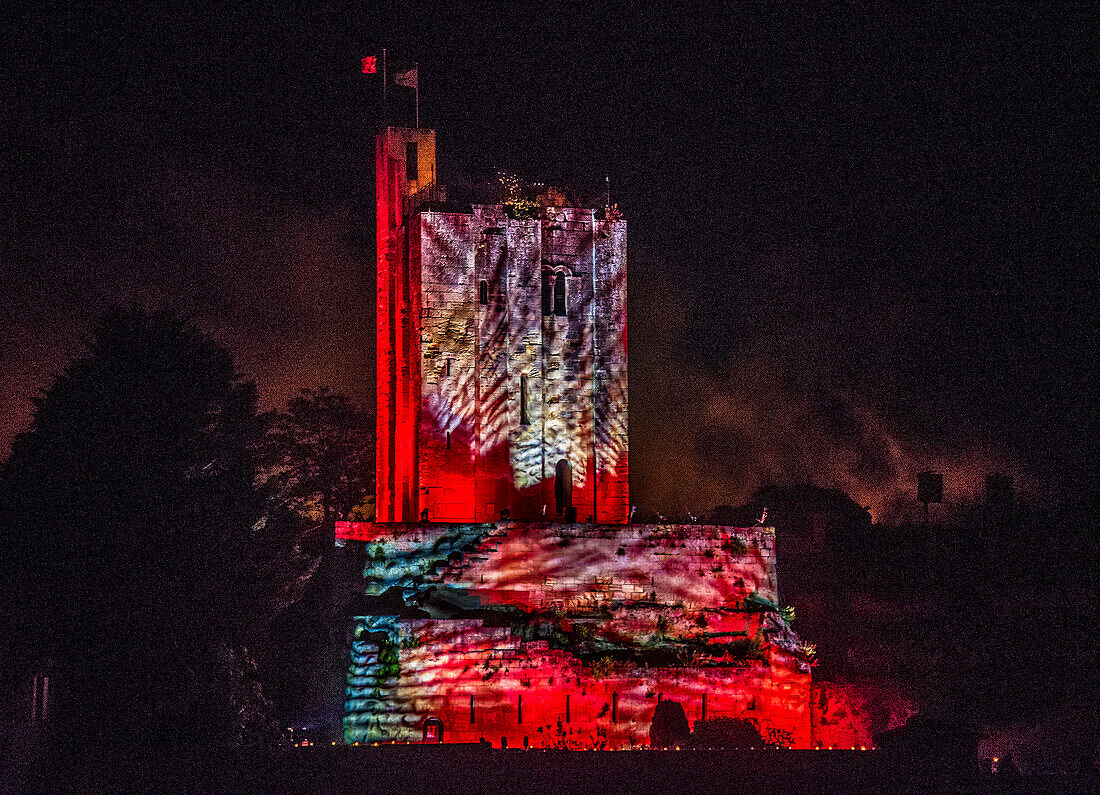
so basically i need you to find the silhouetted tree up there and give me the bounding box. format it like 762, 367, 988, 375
689, 717, 767, 749
266, 387, 374, 530
650, 700, 691, 748
0, 307, 304, 756
875, 716, 980, 772
261, 388, 373, 738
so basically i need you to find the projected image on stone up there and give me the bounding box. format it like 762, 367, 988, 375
344, 125, 867, 750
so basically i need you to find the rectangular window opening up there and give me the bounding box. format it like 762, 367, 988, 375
479, 280, 489, 305
470, 695, 475, 723
554, 274, 567, 316
406, 141, 418, 181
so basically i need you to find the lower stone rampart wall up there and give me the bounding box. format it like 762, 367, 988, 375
338, 521, 816, 749
345, 618, 811, 749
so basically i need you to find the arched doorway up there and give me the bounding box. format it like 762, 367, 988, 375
422, 716, 444, 743
554, 458, 572, 517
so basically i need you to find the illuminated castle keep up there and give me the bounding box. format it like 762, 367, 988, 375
335, 127, 847, 750
374, 127, 628, 524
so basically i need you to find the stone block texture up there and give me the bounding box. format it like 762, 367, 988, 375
375, 127, 628, 523
338, 521, 813, 748
360, 128, 836, 752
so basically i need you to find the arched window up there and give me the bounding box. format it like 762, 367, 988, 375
553, 273, 567, 316
479, 280, 488, 305
423, 716, 444, 743
519, 374, 529, 426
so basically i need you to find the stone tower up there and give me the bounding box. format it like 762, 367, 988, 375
339, 126, 828, 752
374, 127, 628, 523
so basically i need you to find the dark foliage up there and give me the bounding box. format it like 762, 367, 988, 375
260, 387, 374, 735
649, 700, 690, 748
760, 483, 1097, 729
266, 387, 374, 526
0, 308, 308, 756
875, 717, 980, 769
689, 717, 767, 749
725, 636, 767, 660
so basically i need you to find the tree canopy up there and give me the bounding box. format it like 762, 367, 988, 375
266, 387, 374, 527
0, 307, 306, 753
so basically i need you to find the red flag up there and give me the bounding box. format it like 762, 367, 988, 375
361, 55, 377, 74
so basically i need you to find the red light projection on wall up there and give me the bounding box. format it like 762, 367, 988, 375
339, 521, 828, 749
355, 129, 857, 751
375, 128, 628, 524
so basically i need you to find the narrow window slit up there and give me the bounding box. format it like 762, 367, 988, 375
520, 374, 529, 426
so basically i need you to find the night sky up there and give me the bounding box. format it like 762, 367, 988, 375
2, 3, 1093, 519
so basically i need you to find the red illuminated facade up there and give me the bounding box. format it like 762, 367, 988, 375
339, 521, 817, 748
340, 127, 868, 750
375, 128, 628, 523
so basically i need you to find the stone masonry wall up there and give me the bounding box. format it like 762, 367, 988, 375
336, 522, 780, 609
412, 207, 628, 524
593, 218, 629, 521
339, 522, 811, 747
345, 618, 810, 749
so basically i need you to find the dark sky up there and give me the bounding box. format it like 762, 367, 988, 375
2, 3, 1094, 519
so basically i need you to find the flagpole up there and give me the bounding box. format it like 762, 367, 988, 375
382, 48, 388, 125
